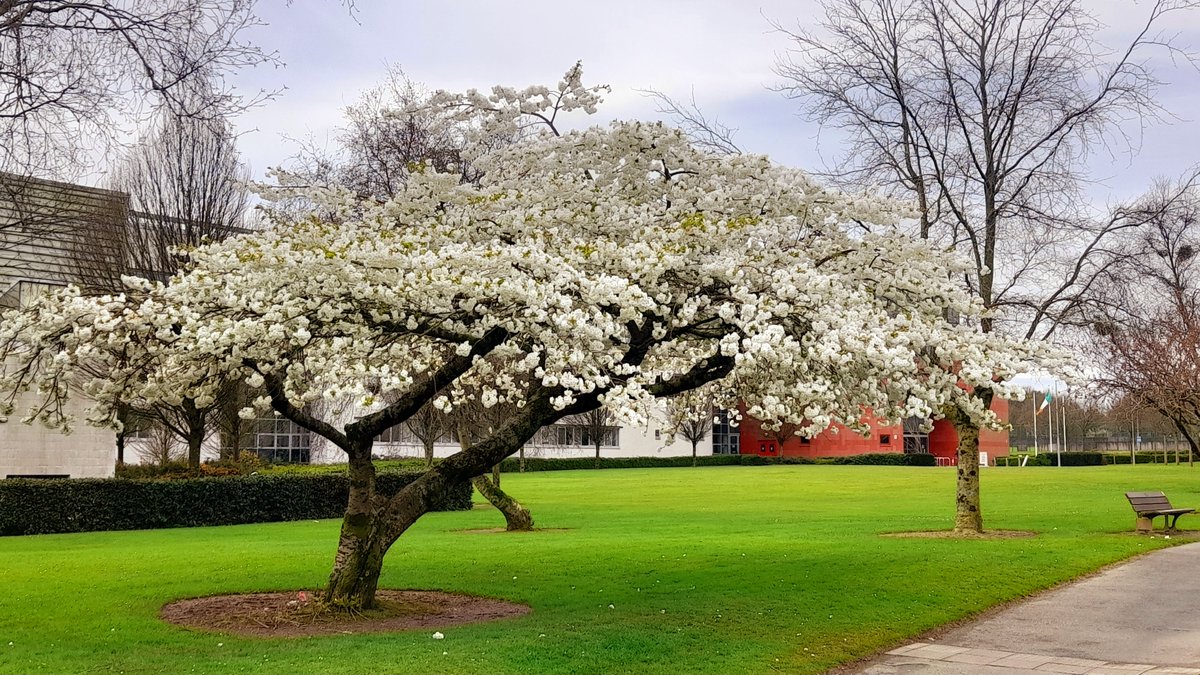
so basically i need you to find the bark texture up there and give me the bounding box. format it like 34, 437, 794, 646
324, 449, 383, 609
946, 392, 993, 534
472, 474, 534, 531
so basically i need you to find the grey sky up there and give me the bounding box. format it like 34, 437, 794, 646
228, 0, 1200, 206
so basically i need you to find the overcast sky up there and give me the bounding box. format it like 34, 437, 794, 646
227, 0, 1200, 207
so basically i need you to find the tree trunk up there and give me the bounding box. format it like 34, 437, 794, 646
423, 438, 435, 469
183, 400, 206, 470
519, 445, 526, 472
219, 418, 245, 461
186, 424, 204, 470
472, 474, 534, 531
946, 396, 989, 534
691, 439, 698, 467
323, 467, 453, 611
116, 430, 126, 468
594, 442, 601, 469
324, 448, 387, 610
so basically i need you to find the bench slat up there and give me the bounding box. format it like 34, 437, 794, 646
1130, 500, 1182, 507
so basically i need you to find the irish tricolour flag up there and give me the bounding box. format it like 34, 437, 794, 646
1035, 392, 1053, 416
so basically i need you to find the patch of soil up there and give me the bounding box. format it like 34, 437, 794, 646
455, 527, 571, 534
161, 590, 530, 638
880, 529, 1038, 539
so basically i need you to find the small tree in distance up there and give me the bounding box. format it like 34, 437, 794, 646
569, 407, 617, 469
405, 400, 450, 469
666, 388, 716, 466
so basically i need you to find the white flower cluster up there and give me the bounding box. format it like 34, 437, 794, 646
423, 60, 609, 142
0, 69, 1068, 447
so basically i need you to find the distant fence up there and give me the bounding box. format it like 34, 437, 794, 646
1008, 433, 1193, 455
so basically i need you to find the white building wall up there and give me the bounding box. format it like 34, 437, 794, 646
331, 403, 715, 464
586, 406, 714, 458
0, 174, 130, 478
0, 388, 117, 478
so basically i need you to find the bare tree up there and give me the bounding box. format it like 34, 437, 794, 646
640, 88, 742, 156
665, 389, 715, 466
282, 66, 473, 209
776, 0, 1198, 532
66, 107, 250, 468
136, 419, 184, 467
1090, 188, 1200, 464
405, 400, 450, 469
567, 406, 617, 470
107, 110, 250, 282
273, 63, 603, 217
0, 0, 274, 180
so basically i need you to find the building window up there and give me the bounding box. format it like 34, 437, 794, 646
712, 410, 740, 455
527, 423, 620, 448
377, 424, 413, 444
880, 434, 891, 445
252, 415, 311, 464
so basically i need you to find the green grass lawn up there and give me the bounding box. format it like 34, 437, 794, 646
1, 463, 1196, 675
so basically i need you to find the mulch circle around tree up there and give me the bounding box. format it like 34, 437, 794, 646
880, 529, 1038, 539
161, 590, 530, 638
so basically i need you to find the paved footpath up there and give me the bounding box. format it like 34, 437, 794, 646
847, 542, 1200, 675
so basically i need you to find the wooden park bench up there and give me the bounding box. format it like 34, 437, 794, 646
1125, 491, 1195, 533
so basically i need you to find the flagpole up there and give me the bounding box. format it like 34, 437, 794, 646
1048, 390, 1055, 454
1055, 382, 1062, 467
1032, 389, 1039, 456
1061, 387, 1068, 457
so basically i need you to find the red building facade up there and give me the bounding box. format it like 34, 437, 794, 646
737, 399, 1009, 465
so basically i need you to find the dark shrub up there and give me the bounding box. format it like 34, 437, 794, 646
0, 471, 471, 536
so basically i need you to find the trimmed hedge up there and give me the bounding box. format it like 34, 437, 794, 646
497, 452, 937, 472
0, 472, 472, 536
1103, 451, 1193, 465
824, 452, 938, 466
